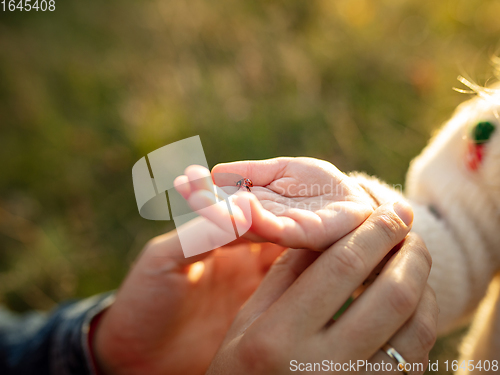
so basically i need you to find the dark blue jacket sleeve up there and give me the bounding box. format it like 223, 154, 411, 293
0, 293, 115, 375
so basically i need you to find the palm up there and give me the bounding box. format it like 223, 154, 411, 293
157, 243, 274, 374
210, 157, 376, 250
96, 238, 283, 375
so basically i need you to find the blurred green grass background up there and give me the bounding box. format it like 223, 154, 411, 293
1, 0, 500, 372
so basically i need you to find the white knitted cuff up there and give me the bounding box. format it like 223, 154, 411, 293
349, 172, 405, 207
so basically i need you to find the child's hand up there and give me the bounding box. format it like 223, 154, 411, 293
174, 157, 377, 251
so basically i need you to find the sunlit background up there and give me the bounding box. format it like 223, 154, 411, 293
1, 0, 500, 372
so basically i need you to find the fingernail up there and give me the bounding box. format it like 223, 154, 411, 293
393, 201, 413, 226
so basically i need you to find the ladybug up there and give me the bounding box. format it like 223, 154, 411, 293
236, 178, 253, 192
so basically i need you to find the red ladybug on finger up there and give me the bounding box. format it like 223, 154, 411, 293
236, 178, 253, 192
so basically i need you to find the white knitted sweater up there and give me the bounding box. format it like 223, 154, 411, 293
350, 90, 500, 362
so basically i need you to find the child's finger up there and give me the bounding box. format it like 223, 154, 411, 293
233, 192, 303, 242
188, 190, 240, 234
184, 179, 315, 250
185, 165, 214, 193
173, 175, 191, 200
212, 158, 293, 187
188, 189, 285, 242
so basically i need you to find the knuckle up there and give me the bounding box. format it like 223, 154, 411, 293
271, 256, 300, 279
427, 285, 437, 302
406, 233, 432, 269
386, 279, 419, 317
239, 331, 284, 372
413, 316, 438, 353
374, 213, 402, 244
272, 248, 294, 267
326, 241, 367, 279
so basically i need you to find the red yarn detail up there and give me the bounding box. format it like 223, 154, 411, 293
466, 142, 484, 171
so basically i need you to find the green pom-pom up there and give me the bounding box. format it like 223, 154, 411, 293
471, 121, 496, 144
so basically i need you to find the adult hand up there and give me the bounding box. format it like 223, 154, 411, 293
175, 157, 377, 251
92, 221, 285, 375
206, 201, 438, 375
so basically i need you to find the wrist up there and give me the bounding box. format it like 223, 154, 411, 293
91, 309, 129, 375
88, 310, 109, 375
91, 306, 155, 375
